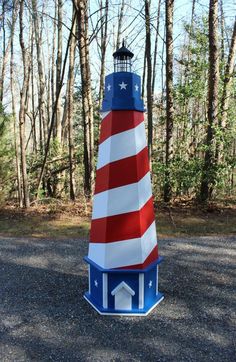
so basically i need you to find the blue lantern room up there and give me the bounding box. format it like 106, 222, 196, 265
101, 41, 144, 113
84, 257, 163, 316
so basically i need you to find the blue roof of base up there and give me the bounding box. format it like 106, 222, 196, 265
101, 72, 145, 112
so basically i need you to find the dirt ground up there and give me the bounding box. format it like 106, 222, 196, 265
0, 199, 236, 239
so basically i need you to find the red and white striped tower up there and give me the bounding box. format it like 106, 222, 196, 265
84, 42, 164, 315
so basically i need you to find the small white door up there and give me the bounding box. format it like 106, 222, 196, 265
114, 288, 132, 310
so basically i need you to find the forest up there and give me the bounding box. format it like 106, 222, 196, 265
0, 0, 236, 210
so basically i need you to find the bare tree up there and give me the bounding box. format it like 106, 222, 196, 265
144, 0, 153, 161
19, 0, 31, 208
32, 0, 47, 148
164, 0, 174, 202
10, 0, 22, 206
142, 46, 146, 99
152, 0, 161, 96
215, 18, 236, 163
98, 0, 109, 110
55, 0, 63, 142
51, 1, 57, 114
200, 0, 219, 202
67, 8, 77, 200
0, 0, 8, 103
116, 0, 125, 49
35, 15, 76, 199
75, 0, 94, 197
221, 19, 236, 130
0, 0, 18, 103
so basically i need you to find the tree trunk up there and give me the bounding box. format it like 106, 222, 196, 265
142, 45, 146, 99
19, 0, 31, 208
85, 5, 94, 188
221, 19, 236, 129
67, 8, 77, 200
98, 0, 109, 110
51, 0, 63, 196
55, 0, 63, 142
32, 0, 47, 149
164, 0, 174, 202
10, 1, 22, 207
215, 18, 236, 163
75, 0, 94, 198
30, 46, 38, 153
116, 0, 125, 49
161, 26, 165, 105
200, 0, 219, 202
145, 0, 153, 162
51, 1, 57, 114
0, 1, 18, 103
220, 0, 225, 66
183, 0, 195, 157
152, 0, 161, 96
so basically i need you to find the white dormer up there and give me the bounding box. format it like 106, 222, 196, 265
111, 282, 135, 311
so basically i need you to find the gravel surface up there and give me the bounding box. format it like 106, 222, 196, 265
0, 235, 235, 362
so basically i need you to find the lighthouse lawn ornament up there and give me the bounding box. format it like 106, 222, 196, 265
84, 42, 164, 315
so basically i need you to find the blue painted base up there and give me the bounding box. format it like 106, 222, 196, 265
84, 257, 164, 316
84, 291, 164, 316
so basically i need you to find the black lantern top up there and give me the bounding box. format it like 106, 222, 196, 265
113, 40, 134, 72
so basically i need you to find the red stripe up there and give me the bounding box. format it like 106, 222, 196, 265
95, 147, 149, 194
118, 245, 158, 270
100, 110, 144, 144
90, 196, 155, 243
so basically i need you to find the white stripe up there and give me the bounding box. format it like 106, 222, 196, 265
92, 172, 152, 219
139, 274, 144, 309
97, 121, 147, 170
100, 111, 110, 120
103, 273, 108, 308
88, 221, 157, 269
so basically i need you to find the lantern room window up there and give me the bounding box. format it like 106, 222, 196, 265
113, 40, 134, 72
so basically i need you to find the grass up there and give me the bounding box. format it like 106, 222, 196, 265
0, 199, 236, 239
156, 207, 236, 237
0, 202, 90, 239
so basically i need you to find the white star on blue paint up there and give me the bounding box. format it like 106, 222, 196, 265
135, 84, 139, 91
107, 84, 111, 91
119, 81, 128, 90
94, 280, 98, 287
148, 280, 153, 288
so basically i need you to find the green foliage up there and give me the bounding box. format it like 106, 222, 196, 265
153, 15, 236, 200
171, 156, 203, 196
0, 104, 15, 204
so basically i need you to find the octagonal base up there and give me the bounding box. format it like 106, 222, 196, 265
84, 256, 164, 316
84, 291, 164, 316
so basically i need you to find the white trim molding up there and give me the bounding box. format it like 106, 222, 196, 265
102, 273, 108, 308
139, 273, 144, 309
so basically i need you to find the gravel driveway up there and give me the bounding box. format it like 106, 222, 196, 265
0, 235, 235, 362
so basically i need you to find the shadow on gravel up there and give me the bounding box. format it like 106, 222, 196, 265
0, 236, 235, 361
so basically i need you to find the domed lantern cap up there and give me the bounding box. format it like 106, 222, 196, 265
113, 40, 134, 72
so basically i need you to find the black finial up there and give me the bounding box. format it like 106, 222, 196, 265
122, 38, 125, 47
